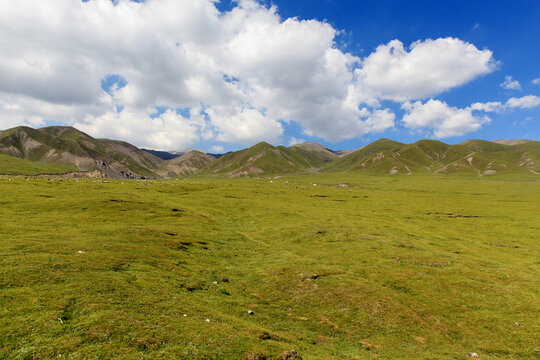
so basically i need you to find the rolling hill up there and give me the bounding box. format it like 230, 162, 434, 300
0, 125, 538, 178
0, 126, 163, 178
156, 150, 216, 178
0, 153, 79, 176
328, 138, 540, 176
201, 141, 337, 177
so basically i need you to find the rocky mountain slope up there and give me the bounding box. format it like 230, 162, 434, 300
157, 150, 216, 178
0, 126, 163, 178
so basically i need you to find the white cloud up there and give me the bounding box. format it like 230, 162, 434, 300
205, 106, 283, 145
288, 137, 305, 146
0, 1, 498, 147
355, 38, 496, 101
500, 76, 521, 90
209, 145, 224, 153
364, 109, 396, 133
469, 101, 504, 113
402, 99, 490, 138
505, 95, 540, 109
532, 78, 540, 85
469, 95, 540, 113
74, 108, 206, 151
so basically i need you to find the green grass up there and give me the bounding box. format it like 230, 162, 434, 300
0, 174, 538, 359
0, 153, 78, 175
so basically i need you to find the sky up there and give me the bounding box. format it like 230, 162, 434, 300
0, 0, 539, 152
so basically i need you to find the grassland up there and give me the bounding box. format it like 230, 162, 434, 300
0, 174, 538, 359
0, 153, 78, 176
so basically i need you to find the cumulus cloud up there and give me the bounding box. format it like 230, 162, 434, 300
505, 95, 540, 109
533, 78, 540, 85
74, 107, 209, 150
402, 99, 490, 138
470, 95, 540, 113
288, 137, 305, 146
500, 76, 521, 90
0, 0, 498, 147
209, 145, 224, 153
355, 38, 496, 101
205, 106, 283, 145
402, 94, 540, 138
469, 101, 505, 113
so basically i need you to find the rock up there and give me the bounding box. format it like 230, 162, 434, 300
470, 353, 479, 358
221, 277, 230, 283
248, 310, 254, 315
205, 318, 210, 322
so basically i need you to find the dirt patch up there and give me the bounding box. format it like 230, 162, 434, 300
317, 314, 339, 329
228, 166, 264, 178
486, 243, 521, 249
34, 170, 106, 179
166, 241, 192, 250
372, 152, 385, 163
426, 212, 483, 218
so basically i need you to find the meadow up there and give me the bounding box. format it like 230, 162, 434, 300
0, 174, 538, 359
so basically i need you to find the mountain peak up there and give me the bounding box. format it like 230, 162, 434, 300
492, 139, 533, 145
292, 141, 329, 151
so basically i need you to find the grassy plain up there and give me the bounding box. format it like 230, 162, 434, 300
0, 174, 538, 359
0, 154, 77, 176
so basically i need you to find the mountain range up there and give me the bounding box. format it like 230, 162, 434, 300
0, 126, 538, 178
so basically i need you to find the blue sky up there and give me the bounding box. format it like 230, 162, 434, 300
0, 0, 538, 152
261, 0, 540, 150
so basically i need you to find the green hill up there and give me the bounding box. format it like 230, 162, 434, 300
201, 142, 334, 177
327, 138, 540, 177
0, 153, 78, 175
0, 126, 163, 178
325, 139, 406, 173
